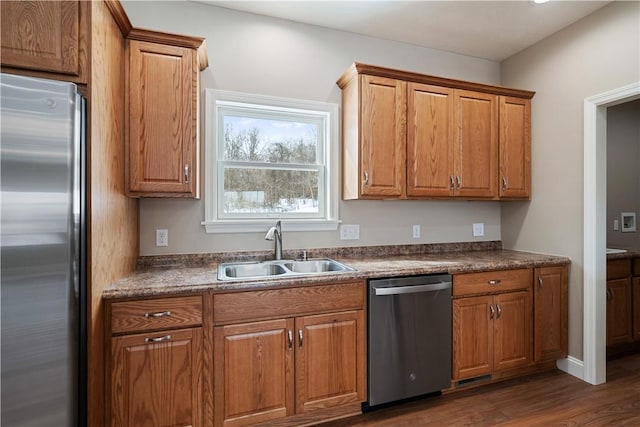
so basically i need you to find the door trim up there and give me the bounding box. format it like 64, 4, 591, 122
581, 81, 640, 385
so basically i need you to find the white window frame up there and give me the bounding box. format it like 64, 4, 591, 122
203, 89, 339, 233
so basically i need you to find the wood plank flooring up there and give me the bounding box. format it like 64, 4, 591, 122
322, 353, 640, 426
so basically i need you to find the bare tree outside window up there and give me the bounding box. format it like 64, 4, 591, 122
221, 114, 322, 215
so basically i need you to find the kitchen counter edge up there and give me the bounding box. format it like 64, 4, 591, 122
103, 249, 571, 300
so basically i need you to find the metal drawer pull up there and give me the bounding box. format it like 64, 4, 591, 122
298, 329, 303, 348
145, 335, 172, 343
488, 279, 501, 285
144, 311, 172, 318
450, 176, 455, 190
496, 304, 502, 319
363, 171, 369, 187
456, 176, 462, 189
489, 304, 495, 320
502, 177, 508, 190
538, 276, 543, 288
184, 164, 190, 184
288, 330, 293, 349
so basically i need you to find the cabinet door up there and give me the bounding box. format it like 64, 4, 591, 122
295, 310, 365, 413
214, 319, 294, 427
606, 278, 632, 346
110, 328, 203, 427
494, 291, 532, 371
127, 40, 197, 197
633, 277, 640, 341
406, 83, 454, 197
453, 295, 493, 380
360, 75, 406, 198
499, 96, 531, 199
534, 266, 568, 361
1, 1, 86, 80
453, 90, 498, 198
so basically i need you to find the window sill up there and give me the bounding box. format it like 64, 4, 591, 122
202, 219, 339, 234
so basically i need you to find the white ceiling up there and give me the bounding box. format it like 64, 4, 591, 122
197, 0, 610, 61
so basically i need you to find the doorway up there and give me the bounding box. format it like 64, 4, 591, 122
583, 82, 640, 385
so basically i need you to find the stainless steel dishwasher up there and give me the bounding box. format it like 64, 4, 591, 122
367, 274, 452, 408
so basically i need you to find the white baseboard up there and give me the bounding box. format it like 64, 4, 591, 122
556, 356, 585, 380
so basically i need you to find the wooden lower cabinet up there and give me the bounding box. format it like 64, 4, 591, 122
214, 310, 365, 427
607, 277, 632, 346
533, 266, 568, 361
295, 311, 364, 413
453, 291, 531, 380
214, 319, 294, 427
110, 327, 204, 427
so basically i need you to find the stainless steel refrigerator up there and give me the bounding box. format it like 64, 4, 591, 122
1, 73, 86, 426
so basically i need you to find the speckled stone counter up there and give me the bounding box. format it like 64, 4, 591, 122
104, 242, 571, 299
607, 247, 640, 260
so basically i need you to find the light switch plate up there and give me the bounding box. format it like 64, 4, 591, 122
340, 224, 360, 240
412, 225, 421, 239
472, 223, 485, 237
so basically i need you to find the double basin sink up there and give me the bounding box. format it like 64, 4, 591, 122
217, 258, 355, 281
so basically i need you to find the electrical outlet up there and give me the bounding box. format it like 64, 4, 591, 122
472, 223, 485, 237
340, 224, 360, 240
412, 225, 421, 239
156, 229, 169, 247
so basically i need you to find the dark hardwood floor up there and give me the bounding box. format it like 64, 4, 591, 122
323, 353, 640, 426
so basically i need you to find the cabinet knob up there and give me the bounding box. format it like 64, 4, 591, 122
488, 279, 501, 285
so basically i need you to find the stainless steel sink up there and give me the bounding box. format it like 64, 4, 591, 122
217, 258, 354, 281
222, 262, 288, 279
284, 259, 350, 273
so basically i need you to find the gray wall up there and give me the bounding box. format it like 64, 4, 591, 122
121, 1, 502, 256
607, 100, 640, 249
501, 1, 640, 359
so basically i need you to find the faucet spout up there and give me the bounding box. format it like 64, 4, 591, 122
264, 220, 283, 260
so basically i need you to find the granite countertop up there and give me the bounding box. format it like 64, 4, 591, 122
104, 245, 571, 299
606, 247, 640, 260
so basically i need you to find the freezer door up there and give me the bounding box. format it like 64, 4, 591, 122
1, 73, 81, 427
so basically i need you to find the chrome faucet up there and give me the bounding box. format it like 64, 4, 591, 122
265, 220, 283, 260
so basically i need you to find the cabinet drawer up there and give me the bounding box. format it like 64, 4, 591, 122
214, 281, 365, 324
453, 268, 532, 297
111, 295, 203, 334
607, 259, 631, 280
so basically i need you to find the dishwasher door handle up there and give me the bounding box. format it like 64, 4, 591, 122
373, 281, 452, 295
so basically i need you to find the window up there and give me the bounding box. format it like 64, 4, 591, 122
203, 90, 339, 233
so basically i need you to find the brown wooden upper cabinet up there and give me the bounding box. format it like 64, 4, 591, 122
1, 0, 89, 83
337, 63, 534, 200
499, 96, 531, 199
125, 29, 209, 198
